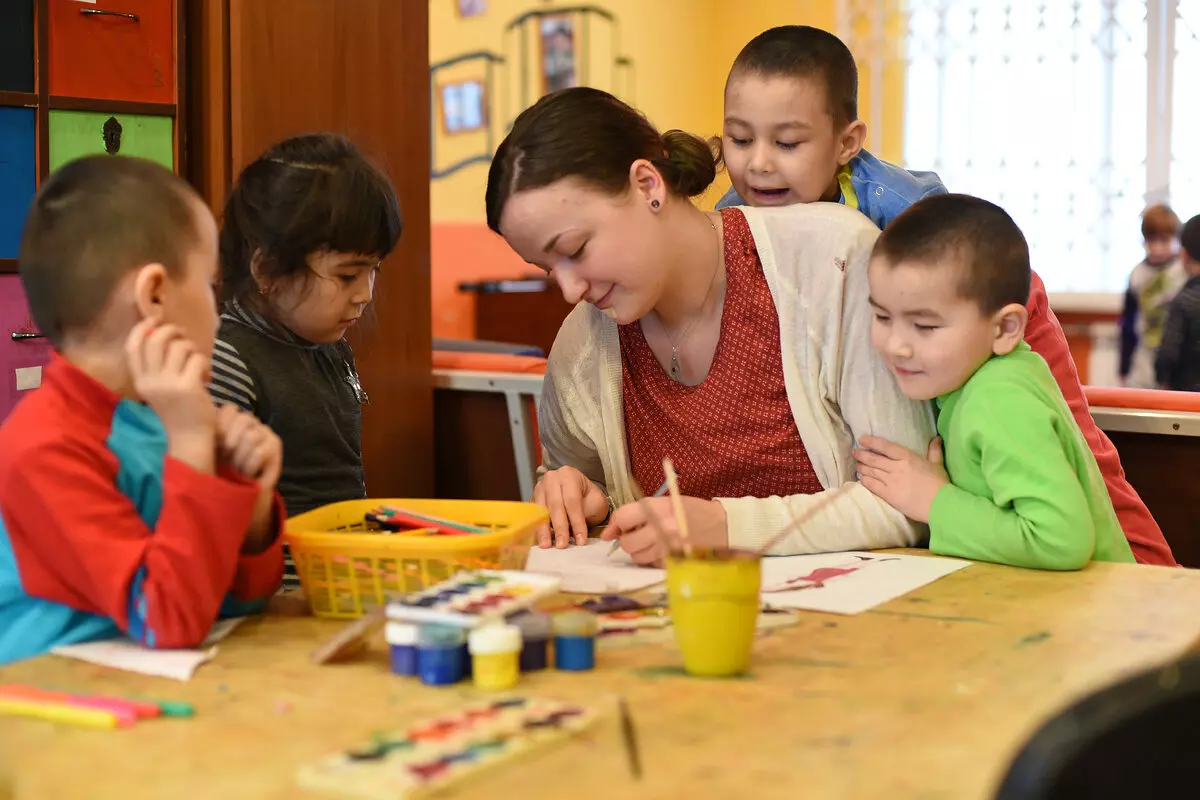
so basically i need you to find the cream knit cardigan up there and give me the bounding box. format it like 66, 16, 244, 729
537, 203, 936, 554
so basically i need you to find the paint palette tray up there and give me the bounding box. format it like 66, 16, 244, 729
386, 570, 561, 629
296, 697, 596, 799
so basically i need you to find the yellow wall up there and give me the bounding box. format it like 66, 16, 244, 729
428, 0, 903, 339
429, 0, 842, 223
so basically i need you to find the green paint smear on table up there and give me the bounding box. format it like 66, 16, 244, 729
630, 665, 754, 680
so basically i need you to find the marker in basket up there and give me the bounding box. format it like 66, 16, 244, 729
607, 478, 672, 558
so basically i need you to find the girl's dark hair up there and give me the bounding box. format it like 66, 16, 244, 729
219, 133, 402, 305
485, 87, 716, 233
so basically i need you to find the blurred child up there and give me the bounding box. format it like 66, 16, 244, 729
207, 134, 401, 587
1155, 214, 1200, 391
714, 25, 945, 226
1120, 204, 1186, 388
0, 156, 284, 665
710, 25, 1176, 567
854, 194, 1135, 569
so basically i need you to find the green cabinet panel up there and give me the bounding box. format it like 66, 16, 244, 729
48, 110, 174, 172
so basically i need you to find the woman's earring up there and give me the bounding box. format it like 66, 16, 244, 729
650, 199, 661, 210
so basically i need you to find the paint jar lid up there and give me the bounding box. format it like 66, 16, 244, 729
418, 624, 465, 648
552, 610, 599, 637
385, 621, 419, 646
386, 600, 414, 620
468, 623, 522, 655
509, 611, 552, 640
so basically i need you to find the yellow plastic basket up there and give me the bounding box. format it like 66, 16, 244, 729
283, 499, 548, 619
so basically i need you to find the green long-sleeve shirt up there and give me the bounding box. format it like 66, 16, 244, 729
929, 342, 1135, 570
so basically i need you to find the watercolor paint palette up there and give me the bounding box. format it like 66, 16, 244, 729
296, 697, 596, 799
386, 570, 562, 629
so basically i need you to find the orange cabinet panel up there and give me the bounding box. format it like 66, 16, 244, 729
48, 0, 175, 104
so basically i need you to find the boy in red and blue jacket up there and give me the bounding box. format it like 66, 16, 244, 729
0, 156, 285, 665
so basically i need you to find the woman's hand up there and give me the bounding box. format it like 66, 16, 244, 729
531, 466, 611, 548
600, 496, 729, 566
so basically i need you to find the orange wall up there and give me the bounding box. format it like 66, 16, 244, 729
432, 223, 534, 340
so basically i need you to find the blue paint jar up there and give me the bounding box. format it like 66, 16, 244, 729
510, 611, 552, 672
385, 621, 419, 676
552, 611, 598, 672
416, 625, 466, 686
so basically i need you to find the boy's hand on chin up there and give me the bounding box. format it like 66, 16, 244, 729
126, 319, 216, 473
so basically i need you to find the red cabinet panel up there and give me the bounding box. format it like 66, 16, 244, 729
49, 0, 175, 105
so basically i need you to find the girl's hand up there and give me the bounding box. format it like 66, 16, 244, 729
530, 466, 610, 548
600, 496, 729, 566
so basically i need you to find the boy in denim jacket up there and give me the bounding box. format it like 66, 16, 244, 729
714, 25, 944, 227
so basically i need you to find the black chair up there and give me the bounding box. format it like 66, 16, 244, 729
995, 652, 1200, 799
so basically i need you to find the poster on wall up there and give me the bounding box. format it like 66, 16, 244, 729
440, 79, 487, 135
456, 0, 486, 18
540, 16, 576, 94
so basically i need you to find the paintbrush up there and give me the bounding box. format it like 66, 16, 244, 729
310, 603, 389, 665
752, 484, 853, 558
616, 695, 642, 780
607, 478, 671, 557
662, 458, 692, 557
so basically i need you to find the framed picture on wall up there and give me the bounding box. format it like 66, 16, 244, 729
439, 79, 488, 135
539, 16, 576, 95
456, 0, 486, 18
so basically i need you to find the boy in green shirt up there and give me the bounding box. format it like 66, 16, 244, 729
852, 194, 1135, 570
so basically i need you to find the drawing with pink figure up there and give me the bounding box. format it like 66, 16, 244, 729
761, 555, 901, 593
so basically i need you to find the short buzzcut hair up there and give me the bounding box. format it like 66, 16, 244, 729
728, 26, 859, 127
874, 193, 1032, 314
19, 155, 201, 346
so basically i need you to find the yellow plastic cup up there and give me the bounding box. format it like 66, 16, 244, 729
665, 549, 762, 677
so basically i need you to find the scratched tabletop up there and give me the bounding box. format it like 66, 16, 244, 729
2, 552, 1199, 799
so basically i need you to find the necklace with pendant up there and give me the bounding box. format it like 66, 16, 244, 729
660, 215, 722, 381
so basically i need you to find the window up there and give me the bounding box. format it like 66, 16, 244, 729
845, 0, 1197, 293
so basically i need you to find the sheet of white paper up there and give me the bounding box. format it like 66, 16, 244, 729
49, 618, 247, 681
525, 542, 969, 612
524, 539, 665, 593
758, 552, 970, 614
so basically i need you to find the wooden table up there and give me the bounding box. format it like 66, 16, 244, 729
3, 557, 1199, 799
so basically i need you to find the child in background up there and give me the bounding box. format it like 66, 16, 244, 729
714, 25, 945, 226
0, 156, 284, 665
854, 194, 1135, 570
1120, 204, 1186, 388
1155, 215, 1200, 391
207, 134, 401, 587
710, 25, 1176, 567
